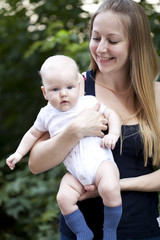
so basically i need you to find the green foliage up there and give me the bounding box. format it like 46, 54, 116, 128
0, 0, 91, 161
0, 158, 66, 239
139, 1, 160, 55
139, 0, 160, 81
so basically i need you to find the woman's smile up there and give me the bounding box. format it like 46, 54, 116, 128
97, 55, 115, 63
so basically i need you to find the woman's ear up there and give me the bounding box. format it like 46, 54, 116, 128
41, 86, 48, 100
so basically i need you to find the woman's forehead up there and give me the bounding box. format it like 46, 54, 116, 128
92, 11, 128, 36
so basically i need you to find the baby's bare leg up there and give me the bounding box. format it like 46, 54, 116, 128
95, 161, 122, 240
95, 161, 121, 206
57, 172, 94, 239
57, 172, 85, 215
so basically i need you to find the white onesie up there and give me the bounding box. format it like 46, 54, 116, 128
34, 95, 114, 186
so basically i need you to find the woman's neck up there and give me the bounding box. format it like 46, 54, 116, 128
96, 70, 131, 94
94, 70, 138, 125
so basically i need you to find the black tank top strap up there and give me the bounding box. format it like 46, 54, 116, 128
84, 70, 96, 96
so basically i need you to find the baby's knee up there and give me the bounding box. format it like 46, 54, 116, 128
101, 183, 118, 196
100, 183, 121, 206
56, 190, 67, 209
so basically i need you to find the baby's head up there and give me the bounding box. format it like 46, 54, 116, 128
40, 55, 81, 112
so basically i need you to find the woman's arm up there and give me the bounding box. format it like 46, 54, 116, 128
120, 169, 160, 192
29, 123, 81, 174
154, 81, 160, 124
29, 104, 108, 174
78, 169, 160, 201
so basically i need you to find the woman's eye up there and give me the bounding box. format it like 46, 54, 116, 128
92, 37, 100, 41
68, 86, 73, 89
109, 40, 118, 44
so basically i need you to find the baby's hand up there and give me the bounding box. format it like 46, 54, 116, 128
6, 152, 22, 170
101, 133, 119, 149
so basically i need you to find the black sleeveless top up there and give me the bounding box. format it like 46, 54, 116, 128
60, 70, 160, 239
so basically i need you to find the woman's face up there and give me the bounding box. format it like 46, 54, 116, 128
90, 11, 130, 75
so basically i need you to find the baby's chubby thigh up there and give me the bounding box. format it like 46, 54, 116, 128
56, 172, 85, 215
95, 160, 121, 207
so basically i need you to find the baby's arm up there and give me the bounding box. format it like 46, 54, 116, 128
101, 107, 121, 149
6, 126, 44, 170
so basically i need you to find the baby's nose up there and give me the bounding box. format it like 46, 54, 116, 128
60, 89, 67, 97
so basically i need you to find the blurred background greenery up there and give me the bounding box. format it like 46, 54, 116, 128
0, 0, 160, 239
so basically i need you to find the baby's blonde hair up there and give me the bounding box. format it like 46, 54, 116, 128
40, 55, 79, 85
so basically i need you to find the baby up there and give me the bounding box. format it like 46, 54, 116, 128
6, 55, 122, 240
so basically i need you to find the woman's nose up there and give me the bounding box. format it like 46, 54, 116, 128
96, 39, 108, 53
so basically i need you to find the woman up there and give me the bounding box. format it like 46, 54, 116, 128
29, 0, 160, 239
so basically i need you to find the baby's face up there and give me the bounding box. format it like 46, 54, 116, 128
42, 68, 80, 112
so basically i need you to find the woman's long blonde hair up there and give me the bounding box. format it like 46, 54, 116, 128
89, 0, 160, 166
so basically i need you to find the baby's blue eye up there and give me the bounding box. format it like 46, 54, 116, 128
68, 86, 73, 89
53, 88, 59, 91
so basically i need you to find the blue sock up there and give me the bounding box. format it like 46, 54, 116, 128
103, 205, 122, 240
64, 209, 94, 240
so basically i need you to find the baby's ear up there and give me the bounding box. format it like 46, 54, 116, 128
78, 73, 85, 96
41, 86, 48, 100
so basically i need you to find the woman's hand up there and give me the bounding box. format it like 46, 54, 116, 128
78, 185, 99, 201
73, 102, 108, 139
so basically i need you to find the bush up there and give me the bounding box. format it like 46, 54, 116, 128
0, 158, 66, 240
